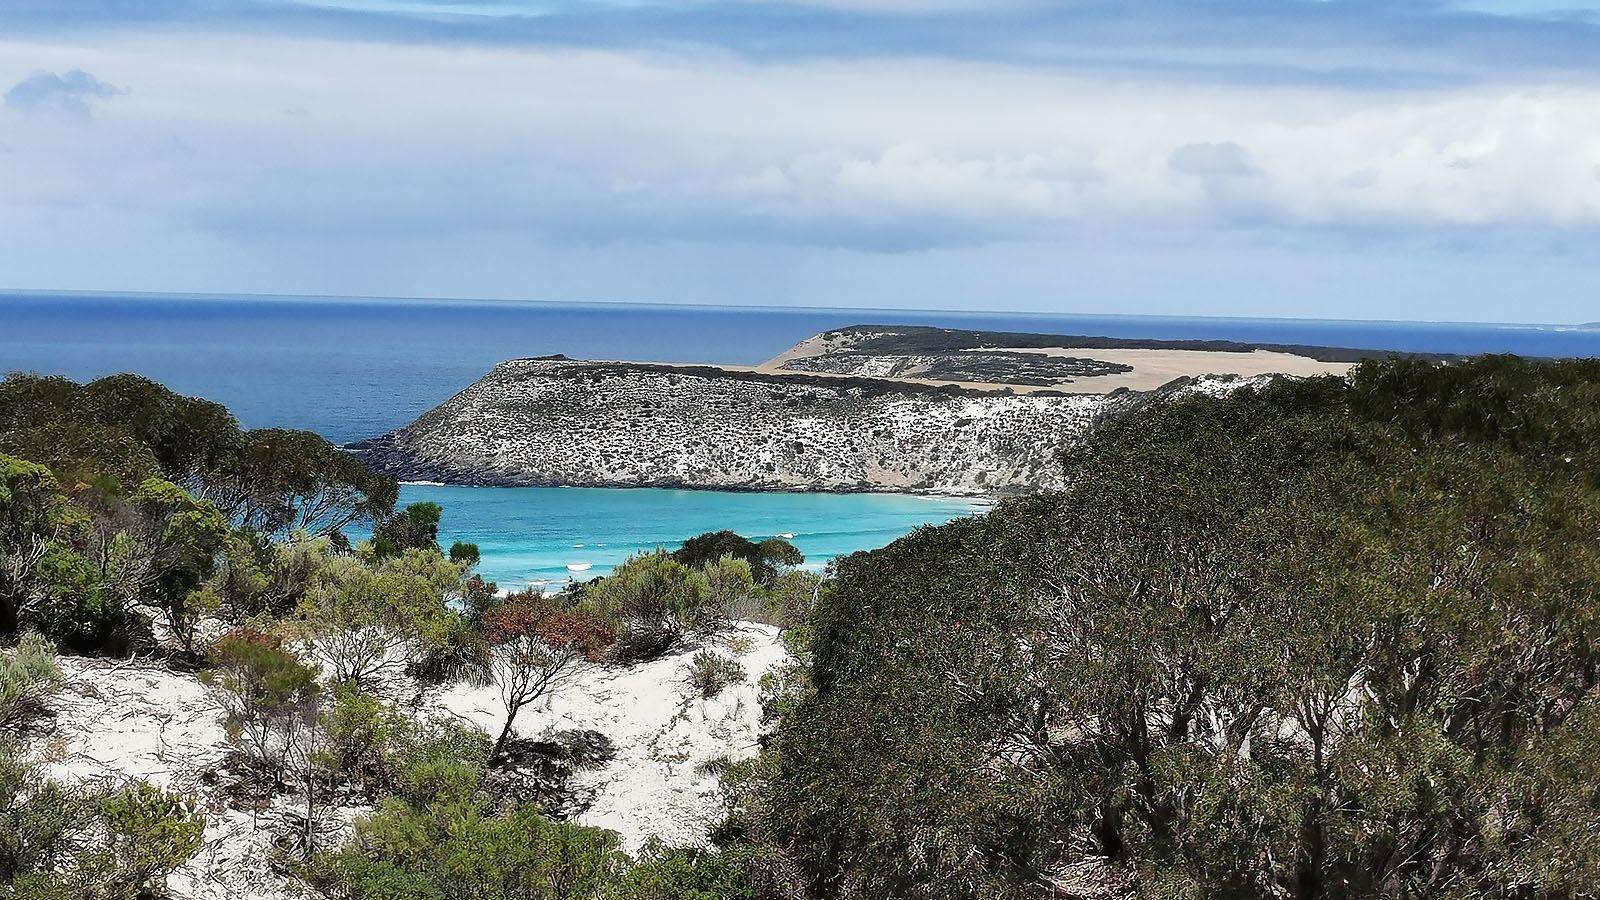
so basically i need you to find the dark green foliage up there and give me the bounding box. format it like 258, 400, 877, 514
302, 775, 624, 900
372, 502, 443, 559
764, 356, 1600, 900
220, 428, 398, 539
450, 541, 481, 567
0, 373, 396, 540
602, 841, 761, 900
0, 371, 395, 655
672, 532, 801, 588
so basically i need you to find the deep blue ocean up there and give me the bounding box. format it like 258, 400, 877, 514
6, 290, 1600, 587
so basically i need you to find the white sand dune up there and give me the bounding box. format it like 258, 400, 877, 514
428, 621, 789, 853
40, 657, 326, 900
28, 623, 791, 896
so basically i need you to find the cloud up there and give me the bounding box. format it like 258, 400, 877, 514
3, 34, 1600, 250
3, 69, 123, 119
3, 16, 1600, 320
1169, 142, 1260, 178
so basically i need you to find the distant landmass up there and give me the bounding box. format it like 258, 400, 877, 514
350, 325, 1437, 494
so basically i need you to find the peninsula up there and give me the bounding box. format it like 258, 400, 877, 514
350, 325, 1416, 494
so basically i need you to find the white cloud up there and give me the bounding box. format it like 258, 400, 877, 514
2, 28, 1600, 317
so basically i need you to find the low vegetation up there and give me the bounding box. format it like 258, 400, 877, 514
8, 355, 1595, 900
756, 355, 1600, 900
0, 371, 816, 897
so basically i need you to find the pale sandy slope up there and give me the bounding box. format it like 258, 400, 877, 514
428, 622, 789, 854
32, 624, 790, 898
755, 332, 1353, 393
967, 346, 1353, 392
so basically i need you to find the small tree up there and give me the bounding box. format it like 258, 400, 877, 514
672, 531, 802, 587
371, 502, 442, 559
202, 628, 321, 789
484, 596, 613, 761
448, 541, 480, 568
298, 548, 468, 696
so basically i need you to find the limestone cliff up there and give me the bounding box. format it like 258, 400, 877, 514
350, 357, 1151, 494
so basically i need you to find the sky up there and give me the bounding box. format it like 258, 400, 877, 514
3, 1, 1600, 322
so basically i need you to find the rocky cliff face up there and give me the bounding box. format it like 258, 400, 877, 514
351, 357, 1154, 494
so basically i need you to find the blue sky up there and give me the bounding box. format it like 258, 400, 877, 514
3, 1, 1600, 321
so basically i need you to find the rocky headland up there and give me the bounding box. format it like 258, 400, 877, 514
351, 325, 1413, 494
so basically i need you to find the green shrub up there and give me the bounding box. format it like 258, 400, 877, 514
304, 796, 624, 900
0, 632, 60, 730
371, 502, 442, 559
317, 683, 405, 795
671, 532, 803, 588
686, 651, 744, 699
448, 541, 480, 567
86, 780, 207, 895
201, 627, 321, 786
0, 742, 95, 885
603, 840, 756, 900
582, 552, 708, 662
0, 743, 204, 900
319, 685, 491, 805
763, 356, 1600, 900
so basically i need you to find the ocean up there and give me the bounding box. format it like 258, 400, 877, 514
6, 290, 1599, 585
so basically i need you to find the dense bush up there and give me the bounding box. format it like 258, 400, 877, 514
318, 683, 493, 802
302, 781, 625, 900
672, 532, 802, 588
0, 375, 396, 660
297, 547, 474, 694
88, 781, 207, 895
763, 355, 1600, 900
602, 841, 764, 900
371, 502, 442, 559
0, 373, 396, 542
582, 552, 710, 662
0, 742, 206, 899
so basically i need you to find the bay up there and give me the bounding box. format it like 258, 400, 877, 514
350, 484, 989, 590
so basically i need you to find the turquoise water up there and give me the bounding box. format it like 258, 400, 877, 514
9, 291, 1600, 577
354, 484, 989, 591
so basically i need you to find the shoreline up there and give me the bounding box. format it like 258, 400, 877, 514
396, 478, 1012, 501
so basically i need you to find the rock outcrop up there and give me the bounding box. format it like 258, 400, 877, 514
351, 357, 1149, 494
